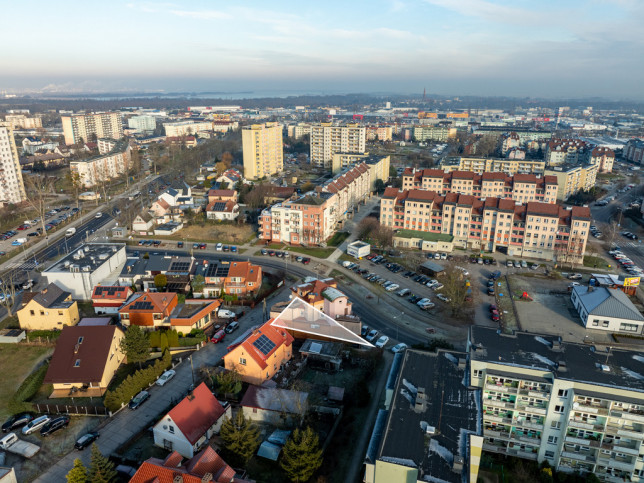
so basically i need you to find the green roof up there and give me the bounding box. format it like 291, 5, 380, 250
394, 230, 454, 243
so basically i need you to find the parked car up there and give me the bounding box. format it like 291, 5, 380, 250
22, 415, 51, 435
95, 212, 102, 218
155, 370, 176, 386
74, 431, 100, 450
224, 321, 240, 334
361, 325, 370, 337
211, 330, 226, 343
40, 416, 70, 437
436, 293, 450, 303
216, 243, 223, 251
366, 329, 379, 342
375, 335, 390, 348
568, 273, 582, 280
2, 413, 33, 433
391, 343, 408, 354
128, 390, 150, 410
506, 260, 513, 267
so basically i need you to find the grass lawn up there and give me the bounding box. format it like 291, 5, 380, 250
170, 223, 255, 244
327, 231, 350, 247
0, 315, 19, 330
0, 344, 53, 419
285, 245, 336, 258
583, 255, 611, 270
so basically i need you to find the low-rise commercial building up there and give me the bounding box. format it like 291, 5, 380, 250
43, 244, 127, 300
470, 326, 644, 482
571, 286, 644, 334
402, 168, 558, 204
381, 189, 590, 262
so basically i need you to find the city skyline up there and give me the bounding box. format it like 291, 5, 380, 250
1, 0, 643, 99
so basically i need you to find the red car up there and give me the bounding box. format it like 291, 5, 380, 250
199, 243, 207, 249
489, 304, 498, 313
17, 225, 28, 231
211, 330, 225, 343
366, 253, 376, 260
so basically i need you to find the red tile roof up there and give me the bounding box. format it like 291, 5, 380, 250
208, 189, 236, 198
129, 446, 246, 483
92, 286, 132, 307
166, 383, 227, 444
120, 293, 177, 314
237, 320, 293, 370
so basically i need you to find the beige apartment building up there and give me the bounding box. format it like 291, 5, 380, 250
413, 125, 457, 142
5, 114, 42, 130
546, 139, 589, 166
70, 139, 132, 187
545, 163, 598, 200
471, 326, 644, 483
402, 168, 558, 204
163, 120, 213, 137
366, 125, 393, 142
61, 112, 123, 145
242, 122, 283, 180
0, 121, 27, 203
381, 188, 590, 262
441, 156, 546, 175
589, 147, 615, 173
310, 122, 366, 169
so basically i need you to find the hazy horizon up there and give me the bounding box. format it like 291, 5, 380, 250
2, 0, 644, 100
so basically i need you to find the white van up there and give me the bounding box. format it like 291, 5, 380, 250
22, 415, 50, 435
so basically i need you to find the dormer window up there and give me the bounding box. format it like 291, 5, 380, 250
78, 337, 84, 344
74, 359, 81, 367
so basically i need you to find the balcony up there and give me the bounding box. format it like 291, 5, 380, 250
601, 442, 640, 456
511, 433, 541, 444
518, 388, 550, 399
513, 420, 544, 431
610, 409, 644, 424
596, 457, 635, 472
482, 442, 507, 454
515, 404, 546, 415
485, 414, 513, 424
483, 428, 511, 439
485, 383, 518, 394
574, 403, 609, 416
560, 452, 596, 463
485, 399, 516, 410
506, 448, 538, 460
564, 435, 600, 447
595, 473, 633, 483
567, 419, 605, 432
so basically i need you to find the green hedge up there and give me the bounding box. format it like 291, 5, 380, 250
12, 363, 49, 408
26, 330, 61, 341
148, 329, 180, 350
103, 350, 171, 412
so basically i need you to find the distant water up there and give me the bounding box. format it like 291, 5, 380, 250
47, 89, 347, 101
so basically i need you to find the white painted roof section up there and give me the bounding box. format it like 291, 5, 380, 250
271, 298, 373, 347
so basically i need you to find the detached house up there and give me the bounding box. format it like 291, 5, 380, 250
153, 382, 231, 457
92, 285, 133, 315
223, 321, 294, 385
169, 299, 221, 334
17, 282, 80, 331
119, 292, 178, 328
206, 200, 239, 221
291, 278, 353, 319
43, 325, 125, 397
202, 261, 262, 297
132, 211, 154, 233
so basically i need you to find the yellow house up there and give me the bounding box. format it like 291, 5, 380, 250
17, 283, 80, 331
43, 324, 125, 397
224, 321, 294, 385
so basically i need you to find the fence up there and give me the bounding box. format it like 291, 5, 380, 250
32, 403, 109, 417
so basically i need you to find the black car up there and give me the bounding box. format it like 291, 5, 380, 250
128, 390, 150, 410
40, 415, 70, 436
2, 413, 33, 433
75, 431, 100, 450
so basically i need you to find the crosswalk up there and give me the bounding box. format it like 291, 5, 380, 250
4, 260, 39, 271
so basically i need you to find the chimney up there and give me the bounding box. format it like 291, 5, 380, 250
201, 474, 213, 483
173, 476, 184, 483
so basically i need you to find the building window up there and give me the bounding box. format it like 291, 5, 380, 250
239, 357, 246, 365
620, 323, 639, 332
545, 450, 555, 458
168, 426, 174, 434
558, 390, 568, 398
473, 369, 482, 378
74, 359, 81, 367
551, 421, 561, 430
547, 436, 558, 444
554, 405, 564, 413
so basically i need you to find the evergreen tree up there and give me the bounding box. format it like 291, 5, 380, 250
280, 427, 323, 483
66, 458, 87, 483
219, 410, 261, 466
87, 444, 117, 483
120, 325, 149, 368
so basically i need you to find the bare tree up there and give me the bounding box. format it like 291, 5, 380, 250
24, 173, 55, 239
0, 271, 20, 317
439, 261, 471, 316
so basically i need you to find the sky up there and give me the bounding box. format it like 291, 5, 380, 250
1, 0, 643, 99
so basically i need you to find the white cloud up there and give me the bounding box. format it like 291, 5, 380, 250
168, 9, 231, 20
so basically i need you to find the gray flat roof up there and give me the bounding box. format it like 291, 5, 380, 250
470, 326, 644, 393
45, 243, 125, 273
378, 350, 479, 482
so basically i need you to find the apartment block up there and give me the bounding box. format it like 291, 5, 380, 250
127, 115, 156, 133
5, 114, 42, 130
0, 121, 27, 203
162, 120, 213, 137
380, 188, 590, 262
470, 326, 644, 483
61, 112, 123, 145
366, 125, 393, 142
441, 156, 546, 175
624, 139, 644, 164
545, 163, 598, 200
310, 122, 366, 169
260, 162, 372, 245
546, 139, 589, 166
70, 139, 131, 188
402, 168, 558, 204
472, 126, 553, 142
332, 155, 390, 190
413, 125, 457, 142
287, 122, 312, 140
589, 147, 615, 173
242, 122, 283, 180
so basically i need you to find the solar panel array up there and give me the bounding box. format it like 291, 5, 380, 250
212, 202, 227, 212
253, 334, 276, 356
170, 262, 191, 272
205, 264, 229, 277
96, 286, 122, 296
131, 301, 153, 310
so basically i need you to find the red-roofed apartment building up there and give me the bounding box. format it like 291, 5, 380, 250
129, 446, 252, 483
223, 321, 294, 385
152, 382, 231, 458
119, 292, 178, 328
92, 285, 133, 315
381, 189, 590, 263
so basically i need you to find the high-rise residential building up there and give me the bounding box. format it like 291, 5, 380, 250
471, 326, 644, 482
0, 121, 27, 203
5, 114, 42, 130
70, 140, 131, 188
310, 122, 366, 169
127, 115, 157, 134
242, 122, 283, 180
61, 112, 123, 145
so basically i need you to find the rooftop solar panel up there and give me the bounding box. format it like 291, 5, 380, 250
253, 334, 276, 356
131, 301, 153, 310
212, 202, 227, 211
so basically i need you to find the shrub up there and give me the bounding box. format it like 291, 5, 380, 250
168, 329, 179, 348
149, 331, 160, 348
159, 333, 168, 350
